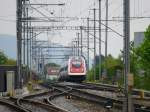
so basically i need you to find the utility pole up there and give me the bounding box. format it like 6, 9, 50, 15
40, 48, 42, 74
38, 47, 40, 73
26, 7, 29, 76
29, 21, 32, 81
29, 21, 32, 69
105, 0, 108, 77
93, 8, 96, 81
72, 42, 74, 56
71, 44, 73, 56
31, 28, 33, 70
17, 0, 23, 88
74, 41, 77, 56
73, 41, 78, 56
74, 44, 76, 56
30, 29, 33, 69
77, 33, 80, 56
99, 0, 102, 80
72, 43, 74, 56
124, 0, 132, 111
22, 0, 26, 87
87, 18, 90, 71
40, 49, 45, 80
80, 26, 83, 56
34, 33, 38, 72
23, 0, 26, 66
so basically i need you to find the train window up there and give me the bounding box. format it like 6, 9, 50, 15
72, 61, 82, 68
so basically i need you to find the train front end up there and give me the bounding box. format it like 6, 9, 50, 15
68, 56, 86, 82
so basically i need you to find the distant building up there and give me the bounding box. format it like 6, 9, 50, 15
134, 32, 144, 48
134, 32, 145, 75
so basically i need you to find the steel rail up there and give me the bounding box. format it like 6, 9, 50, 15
0, 99, 29, 112
51, 82, 150, 112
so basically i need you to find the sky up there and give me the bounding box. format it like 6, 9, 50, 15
0, 0, 150, 60
0, 34, 16, 59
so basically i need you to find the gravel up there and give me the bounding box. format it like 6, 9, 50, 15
20, 101, 53, 112
0, 104, 18, 112
52, 95, 122, 112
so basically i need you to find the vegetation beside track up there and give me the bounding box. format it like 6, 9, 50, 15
87, 25, 150, 91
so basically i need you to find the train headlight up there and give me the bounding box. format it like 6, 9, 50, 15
81, 68, 84, 72
70, 68, 73, 72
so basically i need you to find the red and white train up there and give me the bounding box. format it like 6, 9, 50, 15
58, 56, 86, 82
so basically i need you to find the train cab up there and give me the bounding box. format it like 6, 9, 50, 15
58, 56, 86, 82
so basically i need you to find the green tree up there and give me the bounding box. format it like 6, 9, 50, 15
0, 49, 16, 65
87, 54, 123, 83
5, 58, 16, 65
134, 25, 150, 90
136, 25, 150, 74
129, 41, 139, 74
103, 55, 123, 82
0, 50, 7, 64
129, 25, 150, 90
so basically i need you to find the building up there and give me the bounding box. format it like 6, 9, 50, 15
134, 32, 144, 48
134, 32, 145, 76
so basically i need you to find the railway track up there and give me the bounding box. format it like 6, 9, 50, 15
40, 83, 121, 111
49, 82, 150, 112
61, 82, 150, 101
6, 85, 68, 112
82, 82, 150, 97
0, 99, 29, 112
12, 82, 149, 112
23, 89, 61, 102
22, 87, 70, 112
9, 97, 67, 112
44, 84, 112, 112
52, 84, 122, 109
10, 84, 69, 112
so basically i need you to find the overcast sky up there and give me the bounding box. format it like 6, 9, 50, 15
0, 0, 150, 59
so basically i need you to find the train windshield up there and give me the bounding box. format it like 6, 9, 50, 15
72, 60, 82, 68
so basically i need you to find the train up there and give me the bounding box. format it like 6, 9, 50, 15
58, 56, 87, 82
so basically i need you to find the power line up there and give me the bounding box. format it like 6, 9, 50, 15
100, 22, 124, 38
